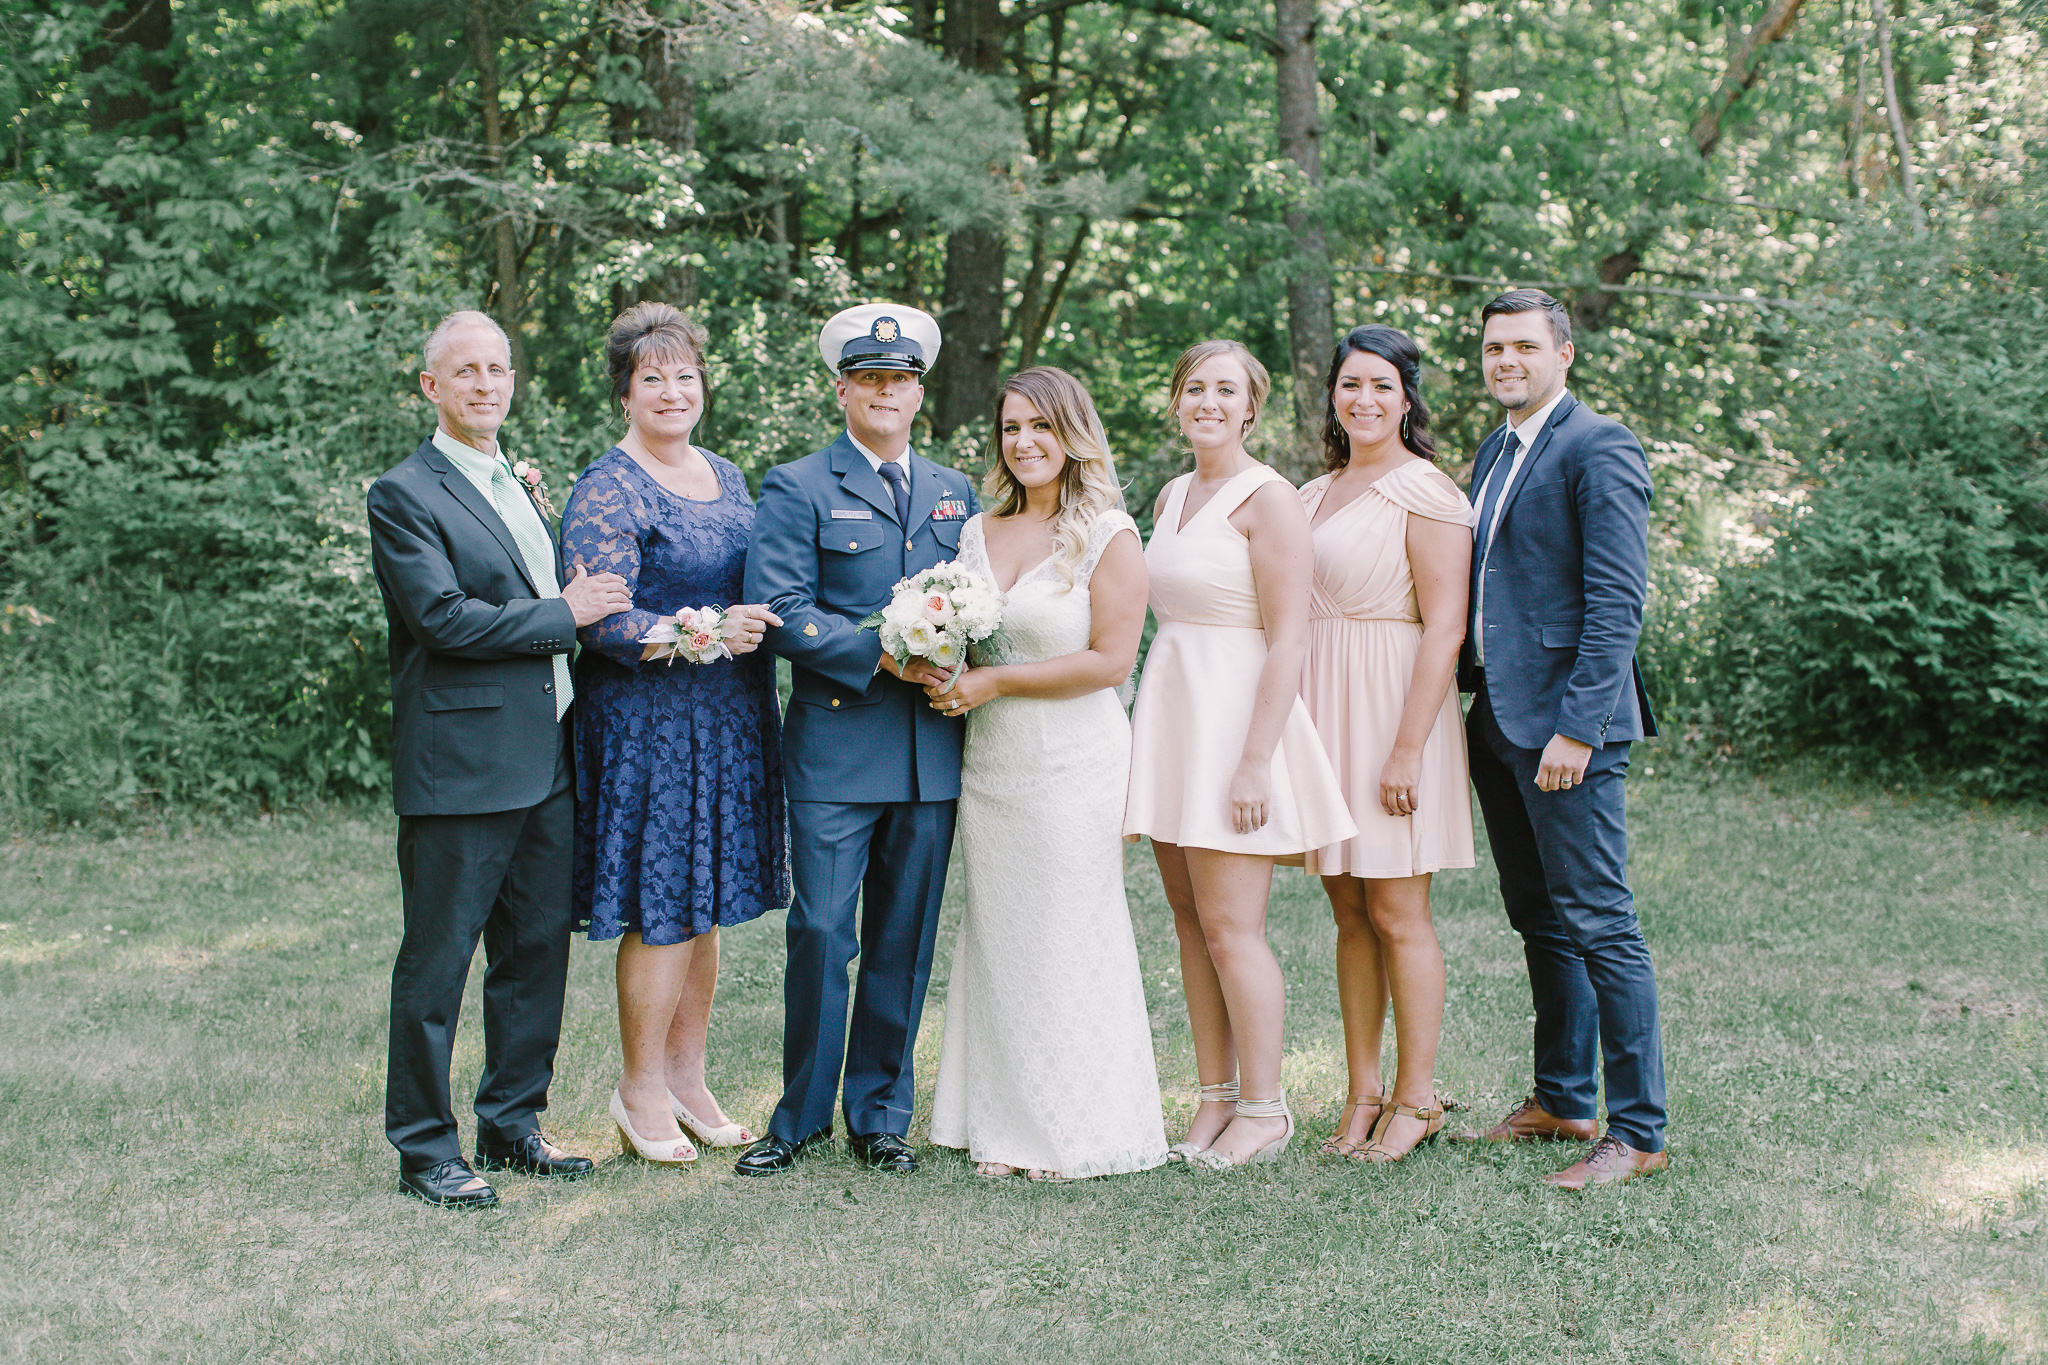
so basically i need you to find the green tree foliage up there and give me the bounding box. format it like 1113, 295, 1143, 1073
1708, 180, 2048, 797
1, 0, 2042, 821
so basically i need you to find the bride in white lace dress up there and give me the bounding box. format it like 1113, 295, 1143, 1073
925, 367, 1168, 1180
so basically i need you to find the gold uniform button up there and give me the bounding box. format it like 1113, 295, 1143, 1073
830, 698, 840, 707
848, 540, 859, 549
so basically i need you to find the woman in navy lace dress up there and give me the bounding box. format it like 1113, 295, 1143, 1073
561, 303, 788, 1165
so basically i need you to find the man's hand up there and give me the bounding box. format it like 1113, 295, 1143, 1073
561, 564, 633, 627
1535, 734, 1594, 792
878, 650, 957, 690
721, 604, 784, 656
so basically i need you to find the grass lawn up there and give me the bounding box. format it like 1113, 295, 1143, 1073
1, 770, 2043, 1363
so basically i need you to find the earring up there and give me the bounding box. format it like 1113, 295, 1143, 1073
1401, 412, 1411, 441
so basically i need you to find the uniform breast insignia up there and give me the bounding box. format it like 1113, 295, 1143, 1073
803, 622, 819, 637
933, 497, 967, 520
830, 508, 873, 520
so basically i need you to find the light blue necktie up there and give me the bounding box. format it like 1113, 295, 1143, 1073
488, 463, 573, 721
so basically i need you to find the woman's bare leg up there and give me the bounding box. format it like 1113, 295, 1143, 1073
660, 928, 749, 1137
1321, 873, 1390, 1150
1155, 839, 1237, 1151
615, 932, 691, 1140
1183, 847, 1290, 1164
1365, 872, 1445, 1156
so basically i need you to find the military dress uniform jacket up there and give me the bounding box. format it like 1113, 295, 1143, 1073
742, 433, 981, 804
368, 437, 576, 817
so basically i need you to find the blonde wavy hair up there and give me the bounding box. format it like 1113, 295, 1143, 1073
981, 367, 1126, 589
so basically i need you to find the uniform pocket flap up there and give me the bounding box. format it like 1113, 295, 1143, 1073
422, 684, 505, 712
821, 522, 887, 554
1540, 623, 1582, 649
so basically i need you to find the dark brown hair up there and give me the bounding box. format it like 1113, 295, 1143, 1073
605, 301, 709, 402
1479, 287, 1572, 349
1322, 325, 1438, 471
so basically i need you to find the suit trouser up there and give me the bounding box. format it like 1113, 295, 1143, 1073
386, 726, 574, 1168
772, 798, 956, 1143
1466, 682, 1667, 1153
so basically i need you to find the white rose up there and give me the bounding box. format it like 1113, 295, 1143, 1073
920, 591, 956, 626
927, 634, 965, 669
902, 618, 940, 655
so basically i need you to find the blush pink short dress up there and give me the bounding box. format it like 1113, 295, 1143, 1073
1123, 464, 1357, 857
1297, 460, 1478, 878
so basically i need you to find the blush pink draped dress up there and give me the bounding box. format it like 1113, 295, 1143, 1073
1123, 464, 1356, 857
1297, 460, 1478, 878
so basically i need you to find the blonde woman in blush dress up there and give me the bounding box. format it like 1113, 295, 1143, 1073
1298, 325, 1476, 1163
924, 367, 1167, 1182
1123, 340, 1357, 1170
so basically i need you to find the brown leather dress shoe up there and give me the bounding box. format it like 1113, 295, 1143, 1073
1541, 1133, 1668, 1189
1445, 1095, 1598, 1144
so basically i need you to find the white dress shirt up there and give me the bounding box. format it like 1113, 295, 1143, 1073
1471, 387, 1569, 666
429, 428, 557, 591
847, 430, 913, 479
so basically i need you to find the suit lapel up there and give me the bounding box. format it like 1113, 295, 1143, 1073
906, 455, 944, 537
1469, 426, 1509, 504
1490, 393, 1577, 535
423, 447, 542, 596
829, 436, 902, 524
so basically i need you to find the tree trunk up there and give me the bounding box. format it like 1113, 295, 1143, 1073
1274, 0, 1333, 481
929, 0, 1010, 446
467, 0, 531, 390
644, 30, 700, 307
607, 25, 641, 321
82, 0, 175, 135
1870, 0, 1927, 229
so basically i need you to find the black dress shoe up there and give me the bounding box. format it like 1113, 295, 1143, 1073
733, 1128, 831, 1178
848, 1132, 918, 1173
476, 1132, 596, 1180
398, 1158, 500, 1209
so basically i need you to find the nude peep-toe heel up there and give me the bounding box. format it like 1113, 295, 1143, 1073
1189, 1092, 1294, 1170
668, 1089, 754, 1148
610, 1089, 697, 1165
1320, 1084, 1392, 1158
1164, 1079, 1239, 1163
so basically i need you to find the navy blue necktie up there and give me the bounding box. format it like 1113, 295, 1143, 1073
876, 459, 911, 529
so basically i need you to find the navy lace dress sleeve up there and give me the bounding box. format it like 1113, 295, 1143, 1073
562, 447, 788, 945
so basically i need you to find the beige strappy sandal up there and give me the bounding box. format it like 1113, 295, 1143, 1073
1165, 1079, 1239, 1163
1354, 1099, 1447, 1163
1320, 1083, 1392, 1158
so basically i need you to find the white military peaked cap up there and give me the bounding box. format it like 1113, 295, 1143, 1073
818, 303, 942, 376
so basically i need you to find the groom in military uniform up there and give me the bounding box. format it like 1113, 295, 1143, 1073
737, 304, 981, 1175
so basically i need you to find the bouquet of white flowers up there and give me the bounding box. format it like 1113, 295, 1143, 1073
640, 605, 736, 666
859, 563, 1004, 692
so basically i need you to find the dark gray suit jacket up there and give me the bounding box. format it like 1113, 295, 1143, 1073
1457, 393, 1659, 751
368, 437, 577, 816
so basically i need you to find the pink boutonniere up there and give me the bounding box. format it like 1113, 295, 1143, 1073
511, 460, 556, 519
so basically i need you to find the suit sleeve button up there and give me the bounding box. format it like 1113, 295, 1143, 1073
544, 683, 555, 694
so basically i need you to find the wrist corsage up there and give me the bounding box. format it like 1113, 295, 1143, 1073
641, 606, 734, 665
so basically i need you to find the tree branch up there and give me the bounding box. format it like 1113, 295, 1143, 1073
1004, 0, 1282, 56
1689, 0, 1808, 157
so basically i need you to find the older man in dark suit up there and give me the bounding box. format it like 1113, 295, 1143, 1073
1451, 289, 1670, 1188
368, 310, 632, 1208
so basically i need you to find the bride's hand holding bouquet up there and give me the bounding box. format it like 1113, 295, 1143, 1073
860, 563, 1003, 702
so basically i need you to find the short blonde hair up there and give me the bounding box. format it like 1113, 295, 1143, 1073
423, 310, 510, 373
1166, 339, 1271, 443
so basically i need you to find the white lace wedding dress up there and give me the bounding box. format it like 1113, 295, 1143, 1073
928, 511, 1169, 1178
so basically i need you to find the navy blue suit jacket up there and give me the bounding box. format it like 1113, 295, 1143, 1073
742, 433, 981, 803
368, 438, 577, 817
1457, 394, 1659, 751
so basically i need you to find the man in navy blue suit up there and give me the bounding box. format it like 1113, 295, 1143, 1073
734, 304, 981, 1176
1450, 289, 1670, 1187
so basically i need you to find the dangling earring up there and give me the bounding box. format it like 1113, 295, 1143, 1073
1401, 411, 1411, 442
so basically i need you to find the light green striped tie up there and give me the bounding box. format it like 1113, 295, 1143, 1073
489, 463, 573, 721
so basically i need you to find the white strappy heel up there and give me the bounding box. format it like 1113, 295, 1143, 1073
1189, 1091, 1294, 1170
1165, 1079, 1239, 1163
